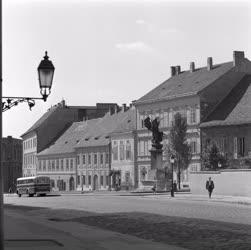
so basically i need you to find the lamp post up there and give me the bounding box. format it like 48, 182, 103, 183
0, 50, 55, 250
170, 155, 175, 197
2, 51, 54, 111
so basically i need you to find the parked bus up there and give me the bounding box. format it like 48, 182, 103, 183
16, 176, 51, 197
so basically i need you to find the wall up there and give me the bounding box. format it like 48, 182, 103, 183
189, 170, 251, 197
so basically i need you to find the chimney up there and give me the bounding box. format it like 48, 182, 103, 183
207, 57, 213, 71
122, 104, 127, 112
233, 51, 245, 67
190, 62, 195, 72
176, 66, 181, 75
170, 66, 176, 77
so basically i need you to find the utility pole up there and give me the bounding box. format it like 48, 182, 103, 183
0, 0, 4, 248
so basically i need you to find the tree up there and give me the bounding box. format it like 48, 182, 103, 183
167, 113, 191, 189
202, 143, 227, 170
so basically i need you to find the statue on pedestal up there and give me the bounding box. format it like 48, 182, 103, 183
144, 116, 163, 150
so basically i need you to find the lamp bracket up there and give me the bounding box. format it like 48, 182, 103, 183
2, 96, 45, 112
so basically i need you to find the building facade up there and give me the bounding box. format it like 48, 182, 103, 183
110, 108, 138, 190
200, 74, 251, 169
134, 51, 251, 188
22, 100, 118, 177
2, 136, 22, 192
37, 107, 134, 191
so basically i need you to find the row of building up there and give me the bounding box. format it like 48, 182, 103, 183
3, 50, 251, 192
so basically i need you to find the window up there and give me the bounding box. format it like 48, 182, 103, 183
48, 160, 51, 171
112, 141, 118, 161
100, 154, 104, 164
77, 175, 80, 185
219, 137, 227, 154
82, 175, 85, 185
61, 159, 64, 171
82, 155, 86, 165
190, 108, 196, 124
66, 159, 69, 170
50, 179, 55, 188
190, 164, 197, 172
238, 137, 245, 157
43, 160, 46, 171
88, 154, 91, 165
163, 112, 169, 127
126, 141, 131, 160
56, 159, 59, 171
70, 159, 73, 170
190, 141, 197, 154
51, 160, 55, 171
119, 141, 125, 160
88, 175, 91, 185
100, 175, 104, 186
106, 175, 109, 186
105, 153, 109, 164
94, 154, 97, 164
38, 160, 42, 171
77, 155, 80, 165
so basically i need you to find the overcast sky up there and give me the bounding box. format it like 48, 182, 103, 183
2, 0, 251, 138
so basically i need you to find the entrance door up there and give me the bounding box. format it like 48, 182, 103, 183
69, 177, 75, 191
93, 175, 98, 190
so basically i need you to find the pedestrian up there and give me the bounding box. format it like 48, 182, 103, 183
173, 181, 177, 192
152, 183, 156, 194
206, 177, 215, 198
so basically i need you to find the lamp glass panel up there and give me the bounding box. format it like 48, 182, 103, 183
39, 69, 54, 88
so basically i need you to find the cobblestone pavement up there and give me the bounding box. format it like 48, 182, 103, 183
4, 201, 251, 250
4, 193, 251, 225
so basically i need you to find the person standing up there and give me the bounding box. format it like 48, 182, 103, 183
206, 177, 215, 198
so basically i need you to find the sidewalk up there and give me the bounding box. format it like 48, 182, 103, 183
47, 190, 251, 205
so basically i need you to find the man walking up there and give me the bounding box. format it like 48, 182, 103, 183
206, 177, 215, 198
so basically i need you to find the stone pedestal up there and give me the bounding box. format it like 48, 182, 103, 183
149, 148, 166, 191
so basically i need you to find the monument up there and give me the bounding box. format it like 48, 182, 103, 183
144, 116, 166, 191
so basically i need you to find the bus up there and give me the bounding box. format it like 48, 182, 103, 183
16, 176, 51, 197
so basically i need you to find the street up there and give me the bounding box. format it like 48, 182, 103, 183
3, 193, 251, 249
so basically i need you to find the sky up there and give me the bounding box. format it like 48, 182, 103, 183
2, 0, 251, 138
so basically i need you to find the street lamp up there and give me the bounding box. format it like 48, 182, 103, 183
170, 155, 175, 197
0, 51, 55, 250
2, 51, 55, 111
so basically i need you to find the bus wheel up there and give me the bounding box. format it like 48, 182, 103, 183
28, 194, 34, 197
18, 194, 21, 197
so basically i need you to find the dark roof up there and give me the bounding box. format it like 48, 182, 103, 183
37, 109, 135, 156
136, 62, 233, 104
21, 104, 60, 137
200, 76, 251, 127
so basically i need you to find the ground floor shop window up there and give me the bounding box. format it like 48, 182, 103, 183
88, 175, 92, 185
100, 175, 104, 186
